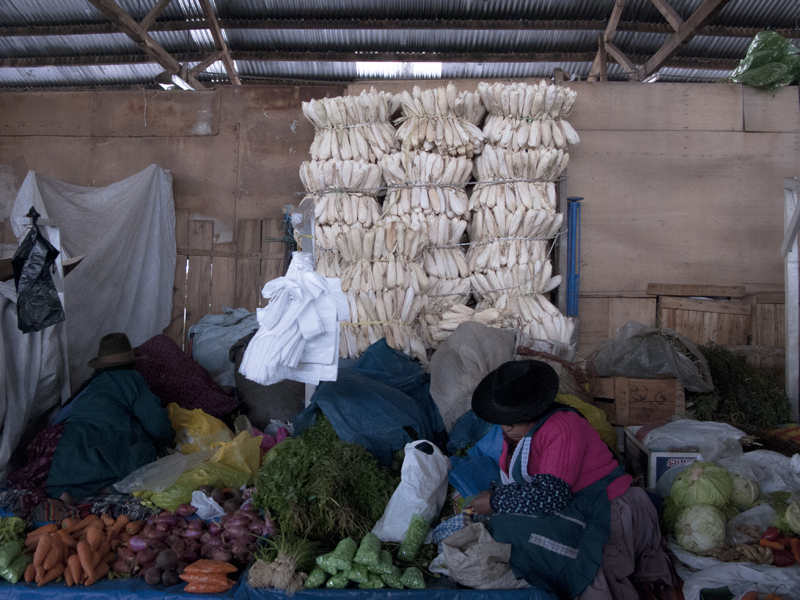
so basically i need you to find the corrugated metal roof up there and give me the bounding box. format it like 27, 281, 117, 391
0, 0, 797, 88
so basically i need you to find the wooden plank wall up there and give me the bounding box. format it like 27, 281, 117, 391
165, 213, 286, 350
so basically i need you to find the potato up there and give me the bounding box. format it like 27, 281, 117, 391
144, 566, 163, 586
161, 569, 181, 587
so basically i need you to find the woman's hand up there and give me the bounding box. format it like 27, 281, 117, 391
467, 490, 493, 516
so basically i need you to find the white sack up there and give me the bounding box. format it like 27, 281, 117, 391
11, 166, 176, 390
0, 282, 65, 479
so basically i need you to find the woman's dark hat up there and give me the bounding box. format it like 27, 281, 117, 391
471, 360, 560, 425
87, 333, 146, 369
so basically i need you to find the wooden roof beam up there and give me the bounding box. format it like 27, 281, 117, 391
589, 0, 627, 81
85, 0, 205, 90
633, 0, 734, 81
140, 0, 174, 32
197, 0, 240, 85
650, 0, 684, 32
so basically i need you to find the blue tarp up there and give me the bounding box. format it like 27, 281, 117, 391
294, 340, 446, 466
448, 422, 504, 498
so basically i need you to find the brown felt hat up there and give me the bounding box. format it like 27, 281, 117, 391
87, 332, 146, 369
471, 360, 560, 425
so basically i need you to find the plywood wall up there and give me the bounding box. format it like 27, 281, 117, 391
1, 82, 797, 357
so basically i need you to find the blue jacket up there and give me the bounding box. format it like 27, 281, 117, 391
46, 370, 174, 499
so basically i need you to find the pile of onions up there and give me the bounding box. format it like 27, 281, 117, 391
116, 505, 275, 578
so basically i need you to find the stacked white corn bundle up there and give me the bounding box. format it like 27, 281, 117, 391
478, 81, 580, 151
468, 81, 579, 345
299, 159, 383, 277
335, 221, 429, 363
379, 151, 473, 311
423, 304, 506, 345
395, 83, 486, 158
303, 89, 402, 161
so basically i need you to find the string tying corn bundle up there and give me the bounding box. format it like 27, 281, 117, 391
483, 292, 574, 345
299, 159, 383, 277
336, 221, 429, 363
395, 83, 485, 158
303, 89, 402, 162
478, 81, 580, 152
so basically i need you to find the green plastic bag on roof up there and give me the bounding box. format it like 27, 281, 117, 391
145, 461, 249, 511
729, 31, 800, 91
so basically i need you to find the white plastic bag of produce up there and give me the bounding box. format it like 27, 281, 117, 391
372, 440, 450, 542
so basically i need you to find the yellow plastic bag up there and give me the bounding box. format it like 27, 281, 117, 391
555, 393, 618, 451
167, 403, 234, 454
208, 430, 263, 485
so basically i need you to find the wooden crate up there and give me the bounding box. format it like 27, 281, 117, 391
593, 376, 685, 426
649, 284, 751, 346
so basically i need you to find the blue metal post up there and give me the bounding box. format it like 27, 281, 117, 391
566, 197, 583, 317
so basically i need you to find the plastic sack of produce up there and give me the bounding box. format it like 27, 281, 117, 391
441, 523, 528, 590
729, 31, 800, 91
141, 461, 249, 511
114, 447, 215, 493
207, 430, 263, 484
593, 321, 713, 392
372, 440, 450, 542
168, 403, 234, 453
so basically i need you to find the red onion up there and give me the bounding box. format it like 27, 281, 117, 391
156, 521, 171, 532
207, 521, 222, 536
157, 513, 179, 526
117, 547, 135, 562
223, 525, 253, 541
200, 544, 214, 559
231, 542, 250, 562
113, 559, 132, 574
128, 536, 147, 553
211, 548, 233, 563
224, 515, 249, 528
187, 519, 203, 529
165, 534, 182, 547
176, 504, 197, 517
182, 528, 203, 540
144, 530, 168, 543
200, 532, 224, 547
135, 548, 156, 566
146, 516, 156, 526
238, 508, 260, 521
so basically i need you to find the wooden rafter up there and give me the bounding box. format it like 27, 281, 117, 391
140, 0, 174, 32
633, 0, 734, 81
0, 50, 739, 71
597, 34, 608, 82
189, 51, 222, 75
650, 0, 684, 32
85, 0, 204, 90
588, 0, 628, 81
1, 19, 794, 39
197, 0, 240, 85
605, 42, 636, 75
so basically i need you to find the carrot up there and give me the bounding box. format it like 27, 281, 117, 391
24, 563, 36, 584
118, 531, 131, 543
765, 594, 776, 600
86, 526, 103, 552
76, 540, 95, 577
34, 564, 44, 583
43, 542, 64, 571
107, 514, 130, 540
102, 551, 116, 565
67, 514, 100, 535
110, 539, 123, 552
84, 561, 109, 586
67, 554, 82, 587
740, 594, 758, 600
33, 534, 54, 567
93, 541, 110, 568
29, 523, 59, 537
760, 539, 785, 551
64, 566, 74, 586
100, 513, 115, 528
789, 537, 800, 565
125, 520, 145, 536
61, 518, 79, 530
183, 559, 238, 574
57, 528, 77, 549
37, 563, 65, 587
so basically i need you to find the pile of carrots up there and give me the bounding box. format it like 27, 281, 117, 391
22, 512, 143, 587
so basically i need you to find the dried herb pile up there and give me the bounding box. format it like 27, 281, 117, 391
686, 344, 791, 430
252, 415, 399, 546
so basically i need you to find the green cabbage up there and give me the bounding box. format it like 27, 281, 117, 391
675, 504, 727, 554
671, 462, 733, 508
785, 501, 800, 535
730, 475, 759, 511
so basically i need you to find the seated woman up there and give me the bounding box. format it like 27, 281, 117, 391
467, 360, 674, 600
46, 333, 175, 503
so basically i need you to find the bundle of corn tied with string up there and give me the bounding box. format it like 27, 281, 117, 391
303, 88, 402, 161
423, 304, 507, 347
336, 221, 429, 363
395, 82, 486, 157
478, 81, 580, 152
299, 159, 383, 277
379, 151, 473, 311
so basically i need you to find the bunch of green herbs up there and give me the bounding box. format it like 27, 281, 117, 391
253, 415, 399, 546
686, 344, 790, 430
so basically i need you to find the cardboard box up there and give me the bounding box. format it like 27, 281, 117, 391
593, 376, 684, 426
624, 426, 700, 489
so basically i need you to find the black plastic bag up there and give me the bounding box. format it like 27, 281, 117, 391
11, 207, 65, 333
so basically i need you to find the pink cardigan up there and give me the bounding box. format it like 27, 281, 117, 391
499, 411, 632, 500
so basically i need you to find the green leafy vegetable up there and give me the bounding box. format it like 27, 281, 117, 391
325, 573, 348, 589
253, 416, 398, 545
317, 537, 357, 573
730, 475, 759, 511
0, 518, 26, 546
368, 549, 396, 576
381, 569, 404, 589
0, 541, 23, 570
671, 462, 733, 509
0, 553, 31, 584
304, 567, 329, 589
359, 573, 385, 589
397, 514, 430, 562
353, 532, 381, 568
675, 505, 726, 554
345, 564, 369, 584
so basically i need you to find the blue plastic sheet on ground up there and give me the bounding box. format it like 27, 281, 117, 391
0, 576, 240, 599
294, 340, 445, 466
237, 586, 555, 600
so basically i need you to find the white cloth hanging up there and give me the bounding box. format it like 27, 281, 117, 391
238, 252, 348, 386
